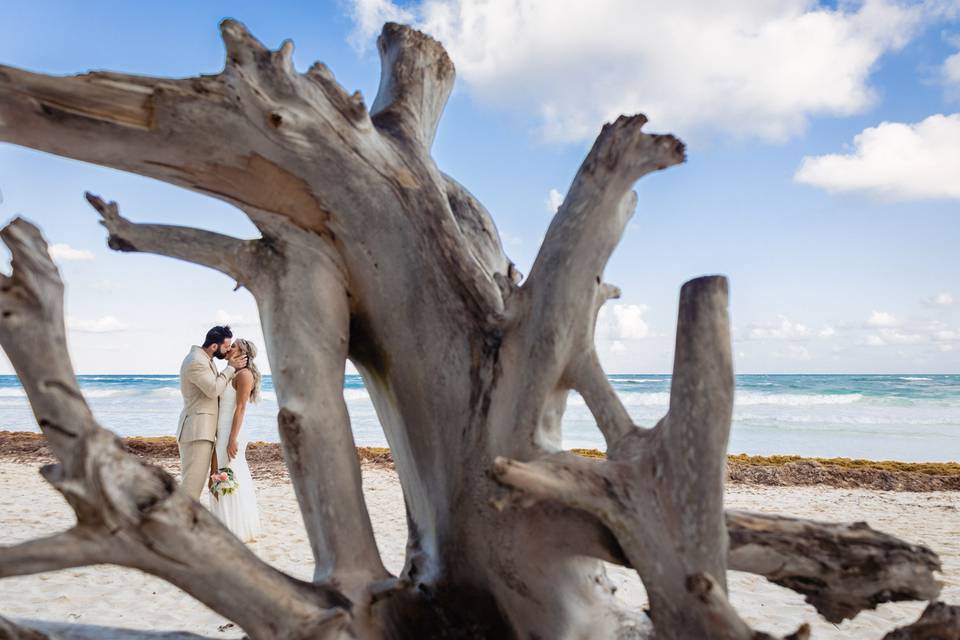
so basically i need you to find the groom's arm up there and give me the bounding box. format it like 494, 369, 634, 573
186, 359, 236, 400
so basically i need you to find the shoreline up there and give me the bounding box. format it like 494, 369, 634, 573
2, 431, 957, 491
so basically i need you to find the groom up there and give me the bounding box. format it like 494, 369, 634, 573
177, 325, 247, 499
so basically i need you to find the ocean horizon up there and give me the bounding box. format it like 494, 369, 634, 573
1, 374, 957, 462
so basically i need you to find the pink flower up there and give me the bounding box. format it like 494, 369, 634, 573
216, 472, 228, 482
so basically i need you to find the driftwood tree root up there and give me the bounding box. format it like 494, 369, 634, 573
0, 18, 955, 640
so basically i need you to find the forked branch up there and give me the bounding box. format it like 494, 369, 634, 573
84, 194, 390, 595
504, 115, 685, 447
525, 115, 685, 315
252, 220, 390, 592
0, 218, 349, 639
85, 193, 259, 287
496, 275, 947, 638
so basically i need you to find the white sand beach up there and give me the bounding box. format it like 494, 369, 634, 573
0, 460, 957, 638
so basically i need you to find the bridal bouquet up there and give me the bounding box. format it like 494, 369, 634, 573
210, 467, 239, 497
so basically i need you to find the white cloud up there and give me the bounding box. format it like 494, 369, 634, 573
867, 310, 898, 327
795, 113, 960, 200
944, 49, 960, 89
749, 316, 812, 340
348, 0, 414, 50
743, 311, 960, 351
48, 243, 94, 262
68, 316, 126, 333
925, 291, 955, 306
597, 304, 652, 342
877, 328, 925, 344
746, 315, 834, 340
864, 318, 960, 348
546, 188, 564, 213
785, 344, 812, 360
215, 310, 257, 328
350, 0, 922, 142
863, 328, 924, 346
926, 320, 960, 341
941, 29, 960, 95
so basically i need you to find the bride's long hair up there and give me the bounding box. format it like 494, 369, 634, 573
234, 338, 262, 403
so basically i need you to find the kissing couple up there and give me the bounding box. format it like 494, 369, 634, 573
177, 325, 263, 542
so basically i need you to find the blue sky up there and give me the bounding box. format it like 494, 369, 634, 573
0, 0, 958, 374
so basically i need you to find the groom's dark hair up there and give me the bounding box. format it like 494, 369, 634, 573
202, 325, 233, 349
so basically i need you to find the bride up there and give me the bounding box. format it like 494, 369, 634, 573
208, 338, 262, 542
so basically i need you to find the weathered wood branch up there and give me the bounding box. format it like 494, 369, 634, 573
0, 616, 48, 640
0, 221, 94, 463
250, 218, 391, 595
371, 22, 455, 149
0, 51, 255, 204
495, 275, 948, 638
587, 276, 736, 637
84, 193, 258, 286
498, 276, 752, 638
442, 174, 513, 286
0, 20, 375, 233
566, 350, 635, 445
0, 19, 507, 320
2, 618, 213, 640
491, 461, 943, 625
727, 510, 942, 623
0, 219, 349, 639
500, 115, 684, 450
0, 528, 108, 578
525, 114, 684, 320
83, 197, 390, 597
493, 458, 951, 637
686, 573, 812, 640
651, 275, 733, 591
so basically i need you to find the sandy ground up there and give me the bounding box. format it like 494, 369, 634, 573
0, 461, 957, 638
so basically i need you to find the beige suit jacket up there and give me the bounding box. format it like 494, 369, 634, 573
177, 346, 236, 443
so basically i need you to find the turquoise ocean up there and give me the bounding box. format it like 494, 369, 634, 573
0, 374, 958, 462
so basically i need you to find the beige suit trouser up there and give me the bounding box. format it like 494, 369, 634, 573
179, 438, 214, 500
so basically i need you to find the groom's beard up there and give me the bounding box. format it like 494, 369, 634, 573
214, 348, 227, 360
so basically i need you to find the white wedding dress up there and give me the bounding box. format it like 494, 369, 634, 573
209, 383, 261, 542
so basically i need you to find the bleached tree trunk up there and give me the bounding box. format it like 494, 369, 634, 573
0, 20, 951, 640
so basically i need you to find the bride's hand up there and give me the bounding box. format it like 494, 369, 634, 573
228, 439, 239, 460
